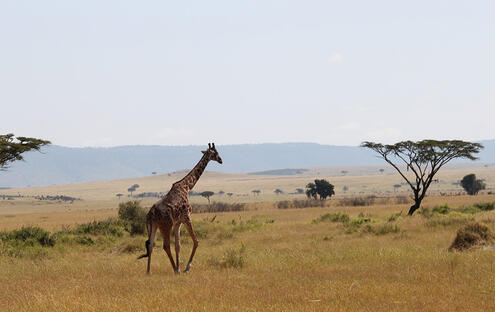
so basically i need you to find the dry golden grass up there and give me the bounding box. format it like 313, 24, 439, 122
1, 169, 495, 311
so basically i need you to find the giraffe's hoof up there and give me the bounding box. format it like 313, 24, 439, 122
174, 269, 180, 275
185, 263, 191, 273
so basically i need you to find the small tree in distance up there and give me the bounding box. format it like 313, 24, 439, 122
274, 189, 284, 195
460, 174, 486, 195
306, 179, 335, 200
201, 191, 214, 205
252, 190, 261, 196
362, 140, 483, 215
116, 193, 123, 200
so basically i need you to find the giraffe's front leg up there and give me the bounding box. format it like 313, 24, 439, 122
173, 223, 181, 274
183, 216, 198, 273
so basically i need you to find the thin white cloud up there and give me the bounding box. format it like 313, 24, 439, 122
327, 53, 343, 64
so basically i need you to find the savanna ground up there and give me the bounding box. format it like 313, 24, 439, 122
1, 165, 495, 311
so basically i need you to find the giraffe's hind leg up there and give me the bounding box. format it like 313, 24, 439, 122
146, 222, 157, 274
160, 223, 177, 273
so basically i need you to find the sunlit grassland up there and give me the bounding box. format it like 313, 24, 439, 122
1, 197, 495, 310
1, 168, 495, 311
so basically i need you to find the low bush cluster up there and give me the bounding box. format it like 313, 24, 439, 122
312, 212, 401, 235
277, 199, 329, 209
192, 202, 246, 213
312, 213, 350, 224
420, 202, 495, 227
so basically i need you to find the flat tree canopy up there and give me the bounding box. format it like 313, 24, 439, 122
0, 133, 51, 170
361, 140, 483, 215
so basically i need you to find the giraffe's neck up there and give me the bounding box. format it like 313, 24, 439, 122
178, 153, 210, 191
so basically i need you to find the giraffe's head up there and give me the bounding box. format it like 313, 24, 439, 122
202, 143, 223, 164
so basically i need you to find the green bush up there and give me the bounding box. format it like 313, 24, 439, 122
74, 218, 125, 237
474, 202, 495, 211
312, 213, 350, 224
1, 226, 55, 247
118, 201, 147, 235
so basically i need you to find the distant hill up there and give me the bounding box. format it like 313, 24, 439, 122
1, 141, 494, 187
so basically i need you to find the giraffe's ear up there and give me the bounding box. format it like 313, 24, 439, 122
201, 150, 207, 154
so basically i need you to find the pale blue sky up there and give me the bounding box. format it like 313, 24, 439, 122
1, 1, 494, 147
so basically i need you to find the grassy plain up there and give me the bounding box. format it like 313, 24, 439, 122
1, 166, 495, 311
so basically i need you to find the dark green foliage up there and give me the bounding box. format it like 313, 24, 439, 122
461, 174, 486, 195
0, 133, 50, 170
306, 179, 335, 200
449, 222, 494, 251
474, 202, 495, 211
74, 236, 95, 245
361, 140, 483, 215
74, 219, 125, 237
118, 200, 147, 235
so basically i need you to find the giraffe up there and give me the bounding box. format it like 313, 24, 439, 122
138, 143, 222, 274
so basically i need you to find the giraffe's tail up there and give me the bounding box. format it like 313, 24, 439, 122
137, 215, 152, 260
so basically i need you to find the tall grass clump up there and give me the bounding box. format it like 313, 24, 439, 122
208, 244, 247, 269
363, 224, 400, 235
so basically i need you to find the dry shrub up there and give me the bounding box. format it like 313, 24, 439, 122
449, 222, 495, 251
192, 202, 246, 213
277, 199, 329, 209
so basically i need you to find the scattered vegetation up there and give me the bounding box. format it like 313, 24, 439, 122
208, 244, 247, 269
312, 213, 350, 224
277, 199, 330, 209
192, 202, 246, 213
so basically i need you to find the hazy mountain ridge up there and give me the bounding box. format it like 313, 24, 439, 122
1, 141, 494, 187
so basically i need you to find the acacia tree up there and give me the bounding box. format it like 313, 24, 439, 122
460, 174, 486, 195
200, 191, 214, 205
362, 140, 483, 215
306, 179, 335, 200
0, 133, 50, 170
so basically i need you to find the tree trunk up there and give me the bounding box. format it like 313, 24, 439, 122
408, 199, 422, 215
